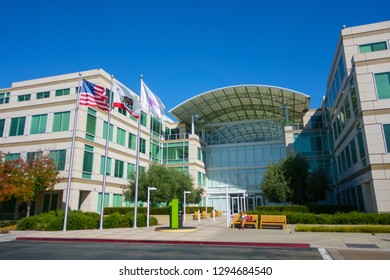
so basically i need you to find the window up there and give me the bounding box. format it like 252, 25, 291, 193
55, 88, 70, 96
100, 156, 112, 176
49, 149, 66, 170
150, 139, 161, 162
82, 145, 94, 179
113, 194, 122, 207
0, 119, 4, 137
42, 193, 59, 213
163, 142, 189, 164
85, 108, 96, 141
139, 138, 146, 154
0, 92, 10, 104
116, 127, 126, 146
357, 131, 367, 167
114, 159, 124, 178
359, 41, 388, 53
350, 139, 358, 165
97, 192, 110, 213
127, 163, 135, 179
375, 72, 390, 100
150, 117, 162, 137
52, 111, 70, 132
383, 124, 390, 153
5, 153, 21, 161
30, 114, 48, 134
17, 94, 31, 102
140, 111, 147, 127
27, 151, 43, 162
128, 133, 137, 150
103, 121, 114, 141
36, 91, 50, 99
9, 116, 26, 136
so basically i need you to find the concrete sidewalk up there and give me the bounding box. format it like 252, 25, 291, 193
9, 216, 390, 259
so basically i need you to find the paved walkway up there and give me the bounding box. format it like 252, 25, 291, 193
6, 216, 390, 259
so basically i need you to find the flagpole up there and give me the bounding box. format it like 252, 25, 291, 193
63, 73, 82, 231
99, 75, 114, 230
133, 74, 143, 228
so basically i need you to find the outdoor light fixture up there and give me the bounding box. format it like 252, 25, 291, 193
183, 191, 191, 222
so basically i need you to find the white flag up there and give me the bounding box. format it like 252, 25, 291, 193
113, 80, 142, 118
140, 79, 165, 120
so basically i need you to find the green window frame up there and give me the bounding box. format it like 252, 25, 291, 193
357, 131, 367, 167
116, 127, 126, 146
85, 108, 96, 141
0, 119, 4, 137
0, 92, 10, 104
30, 114, 48, 134
127, 162, 135, 179
163, 142, 189, 164
5, 153, 21, 161
97, 192, 110, 213
103, 121, 114, 142
52, 111, 70, 132
9, 116, 26, 136
42, 193, 59, 213
82, 145, 94, 179
140, 111, 147, 127
150, 138, 161, 163
359, 41, 388, 53
27, 151, 43, 162
139, 138, 146, 154
49, 149, 66, 171
36, 91, 50, 99
55, 88, 70, 96
100, 156, 112, 176
113, 194, 123, 207
350, 139, 358, 165
375, 72, 390, 100
383, 124, 390, 153
114, 159, 124, 178
150, 117, 162, 137
128, 132, 137, 150
17, 94, 31, 102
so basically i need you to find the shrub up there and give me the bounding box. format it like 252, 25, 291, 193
256, 205, 309, 213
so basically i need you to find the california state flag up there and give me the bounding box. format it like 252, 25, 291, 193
112, 80, 141, 118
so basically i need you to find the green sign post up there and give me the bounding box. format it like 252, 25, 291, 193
169, 199, 179, 229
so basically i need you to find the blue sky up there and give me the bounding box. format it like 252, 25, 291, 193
1, 0, 389, 120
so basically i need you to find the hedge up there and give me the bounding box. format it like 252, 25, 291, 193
16, 210, 158, 231
104, 206, 215, 215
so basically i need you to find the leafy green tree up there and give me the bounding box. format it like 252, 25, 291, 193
283, 154, 309, 205
124, 164, 204, 205
260, 162, 292, 203
306, 169, 329, 203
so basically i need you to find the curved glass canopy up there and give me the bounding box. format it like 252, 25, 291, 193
170, 85, 310, 144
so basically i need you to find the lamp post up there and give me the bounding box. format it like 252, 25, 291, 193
147, 187, 157, 227
183, 191, 191, 222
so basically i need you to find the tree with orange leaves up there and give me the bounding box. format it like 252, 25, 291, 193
0, 152, 60, 217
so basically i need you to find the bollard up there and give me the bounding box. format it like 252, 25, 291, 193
213, 210, 216, 222
198, 210, 201, 222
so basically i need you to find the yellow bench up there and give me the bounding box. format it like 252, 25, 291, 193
193, 211, 208, 220
259, 215, 287, 230
231, 214, 258, 229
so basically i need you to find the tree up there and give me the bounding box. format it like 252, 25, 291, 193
306, 169, 329, 203
260, 162, 292, 203
282, 154, 309, 205
123, 164, 204, 206
0, 153, 60, 217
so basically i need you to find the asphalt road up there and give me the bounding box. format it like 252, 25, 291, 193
0, 240, 324, 260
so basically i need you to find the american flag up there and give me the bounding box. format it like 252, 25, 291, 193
80, 79, 109, 111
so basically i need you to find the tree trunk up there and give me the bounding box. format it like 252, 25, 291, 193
26, 201, 31, 218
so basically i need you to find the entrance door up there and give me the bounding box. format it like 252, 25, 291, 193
231, 197, 239, 214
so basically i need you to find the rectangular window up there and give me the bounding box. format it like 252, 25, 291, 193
55, 88, 70, 96
17, 94, 31, 102
357, 131, 367, 167
82, 145, 94, 179
5, 153, 21, 161
116, 127, 126, 146
0, 92, 10, 104
0, 119, 4, 137
375, 72, 390, 99
127, 163, 135, 179
85, 108, 96, 141
140, 111, 147, 127
345, 146, 352, 169
350, 139, 358, 165
150, 117, 162, 137
383, 124, 390, 153
27, 151, 43, 162
100, 156, 112, 176
52, 111, 70, 132
359, 41, 388, 53
139, 138, 146, 154
49, 149, 66, 170
128, 133, 137, 150
103, 121, 114, 142
97, 192, 110, 213
30, 114, 48, 134
113, 194, 122, 207
150, 139, 161, 163
9, 116, 26, 136
114, 159, 124, 178
42, 193, 59, 213
36, 91, 50, 99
